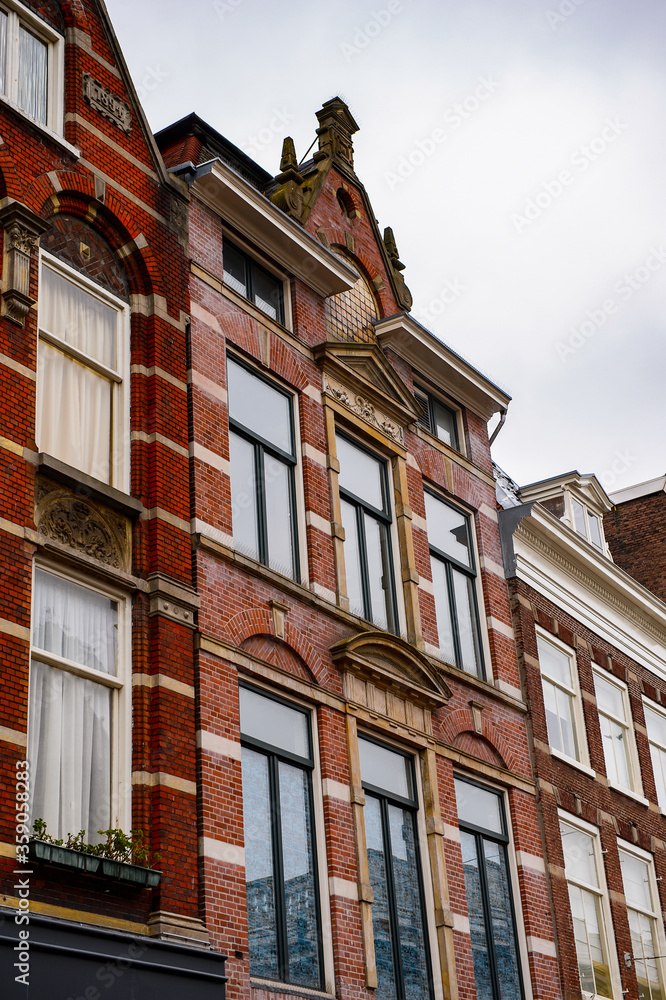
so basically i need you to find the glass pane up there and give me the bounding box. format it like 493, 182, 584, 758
239, 687, 310, 759
483, 838, 522, 1000
455, 778, 503, 836
542, 678, 578, 759
568, 885, 612, 998
41, 266, 117, 369
337, 435, 385, 511
364, 513, 392, 631
650, 743, 666, 811
0, 12, 7, 94
431, 558, 456, 665
560, 823, 598, 887
279, 762, 320, 986
242, 748, 279, 981
645, 707, 666, 750
227, 358, 292, 454
223, 243, 247, 297
33, 568, 117, 675
537, 636, 573, 688
264, 453, 295, 578
432, 399, 457, 448
253, 266, 281, 322
460, 830, 494, 1000
18, 26, 47, 124
38, 342, 112, 483
595, 673, 625, 720
588, 511, 603, 549
424, 493, 471, 567
600, 713, 631, 788
364, 795, 398, 1000
29, 659, 111, 841
387, 805, 431, 1000
452, 568, 482, 675
629, 909, 664, 1000
359, 738, 412, 800
620, 852, 652, 912
230, 432, 259, 561
340, 499, 365, 618
572, 498, 587, 537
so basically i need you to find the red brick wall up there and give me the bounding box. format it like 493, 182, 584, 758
604, 491, 666, 602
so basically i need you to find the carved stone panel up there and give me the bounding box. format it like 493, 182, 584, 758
82, 74, 132, 133
35, 479, 130, 571
323, 375, 404, 445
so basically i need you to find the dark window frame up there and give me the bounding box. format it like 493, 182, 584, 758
223, 237, 285, 324
337, 431, 399, 634
359, 734, 434, 1000
227, 354, 300, 582
239, 683, 324, 989
455, 774, 525, 1000
413, 385, 461, 452
425, 489, 485, 678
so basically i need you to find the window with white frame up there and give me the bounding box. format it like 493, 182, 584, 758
619, 844, 666, 1000
336, 433, 398, 632
569, 495, 604, 551
560, 817, 615, 999
359, 736, 433, 1000
37, 255, 129, 488
537, 633, 585, 764
28, 566, 128, 842
0, 1, 63, 131
643, 702, 666, 811
240, 686, 323, 988
593, 667, 641, 794
227, 355, 299, 580
455, 776, 524, 1000
425, 490, 484, 677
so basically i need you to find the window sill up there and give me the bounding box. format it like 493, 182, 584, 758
37, 454, 144, 518
607, 782, 649, 807
0, 95, 80, 158
550, 748, 596, 778
250, 979, 335, 999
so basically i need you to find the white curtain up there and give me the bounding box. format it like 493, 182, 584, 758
28, 571, 117, 842
18, 25, 47, 124
37, 267, 117, 483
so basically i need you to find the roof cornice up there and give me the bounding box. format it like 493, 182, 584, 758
189, 160, 357, 298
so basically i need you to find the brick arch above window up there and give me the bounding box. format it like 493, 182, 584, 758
224, 607, 329, 687
240, 635, 318, 685
438, 707, 519, 772
42, 215, 128, 300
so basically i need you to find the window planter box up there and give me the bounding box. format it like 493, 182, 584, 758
28, 841, 161, 887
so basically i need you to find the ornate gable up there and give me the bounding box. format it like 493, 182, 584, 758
315, 341, 420, 447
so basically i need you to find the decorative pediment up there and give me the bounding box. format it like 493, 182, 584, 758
35, 479, 131, 572
315, 341, 420, 445
331, 631, 451, 712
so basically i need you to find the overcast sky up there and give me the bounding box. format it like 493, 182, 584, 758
105, 0, 666, 494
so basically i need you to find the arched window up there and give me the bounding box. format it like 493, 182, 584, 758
325, 253, 379, 343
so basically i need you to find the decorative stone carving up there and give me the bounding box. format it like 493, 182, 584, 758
314, 98, 360, 172
0, 203, 48, 327
35, 479, 130, 571
82, 73, 132, 133
323, 375, 404, 444
269, 137, 305, 221
383, 227, 413, 311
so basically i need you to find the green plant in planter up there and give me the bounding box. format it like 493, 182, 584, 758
31, 819, 160, 869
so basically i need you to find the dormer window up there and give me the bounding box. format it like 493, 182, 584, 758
570, 497, 603, 550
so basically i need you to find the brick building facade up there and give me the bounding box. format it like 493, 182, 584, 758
154, 100, 561, 1000
499, 469, 666, 1000
0, 1, 225, 995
